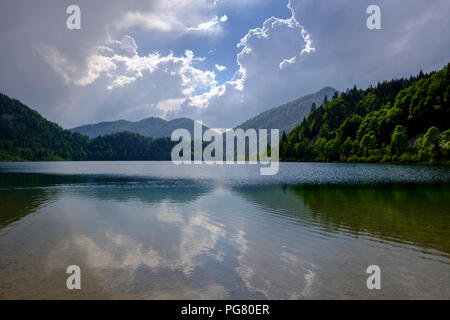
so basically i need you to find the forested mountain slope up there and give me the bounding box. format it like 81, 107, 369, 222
0, 94, 175, 161
237, 87, 337, 133
280, 64, 450, 164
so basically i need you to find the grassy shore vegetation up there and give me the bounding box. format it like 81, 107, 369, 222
280, 64, 450, 164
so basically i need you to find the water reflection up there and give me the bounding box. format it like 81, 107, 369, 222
0, 167, 449, 299
235, 184, 450, 256
0, 188, 51, 228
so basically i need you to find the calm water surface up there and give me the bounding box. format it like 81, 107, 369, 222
0, 162, 449, 299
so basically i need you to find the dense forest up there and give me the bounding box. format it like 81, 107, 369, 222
0, 93, 175, 161
280, 63, 450, 164
87, 132, 175, 161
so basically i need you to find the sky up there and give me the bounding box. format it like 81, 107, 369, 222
0, 0, 449, 129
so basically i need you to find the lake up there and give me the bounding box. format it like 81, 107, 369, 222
0, 161, 449, 299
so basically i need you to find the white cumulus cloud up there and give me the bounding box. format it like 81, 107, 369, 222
215, 64, 226, 72
119, 35, 138, 55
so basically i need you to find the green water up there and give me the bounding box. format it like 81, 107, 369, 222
0, 162, 449, 299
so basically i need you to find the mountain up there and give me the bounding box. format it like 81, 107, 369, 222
71, 117, 209, 139
0, 93, 175, 161
2, 63, 448, 164
0, 93, 88, 161
280, 63, 450, 164
237, 87, 338, 133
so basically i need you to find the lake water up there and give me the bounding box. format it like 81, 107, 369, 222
0, 162, 449, 299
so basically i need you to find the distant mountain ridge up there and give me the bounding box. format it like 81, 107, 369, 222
71, 117, 209, 139
237, 87, 338, 133
72, 87, 337, 139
